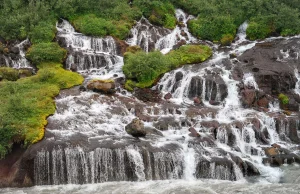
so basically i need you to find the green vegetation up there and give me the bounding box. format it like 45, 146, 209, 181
1, 0, 299, 43
26, 43, 67, 64
278, 93, 289, 105
123, 45, 212, 89
0, 63, 83, 158
172, 0, 300, 42
0, 67, 32, 81
135, 0, 176, 29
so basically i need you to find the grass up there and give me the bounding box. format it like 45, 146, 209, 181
0, 63, 83, 158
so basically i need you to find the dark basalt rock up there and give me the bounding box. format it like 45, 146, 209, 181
125, 118, 146, 137
134, 88, 161, 103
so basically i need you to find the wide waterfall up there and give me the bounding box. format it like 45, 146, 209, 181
1, 8, 300, 194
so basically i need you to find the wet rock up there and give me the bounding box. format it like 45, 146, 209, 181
164, 93, 172, 100
264, 147, 279, 156
134, 88, 161, 103
79, 85, 87, 91
271, 143, 281, 149
263, 153, 300, 166
70, 63, 77, 72
193, 97, 202, 105
256, 96, 269, 108
154, 116, 180, 131
241, 88, 256, 107
87, 79, 116, 94
229, 53, 237, 59
125, 118, 146, 137
209, 100, 221, 106
175, 71, 184, 82
10, 46, 19, 54
286, 98, 299, 111
188, 127, 200, 137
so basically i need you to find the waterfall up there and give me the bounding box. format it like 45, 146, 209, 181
1, 39, 32, 69
29, 9, 300, 187
56, 19, 122, 77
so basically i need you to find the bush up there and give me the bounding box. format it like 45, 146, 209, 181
29, 21, 57, 44
0, 67, 20, 81
26, 42, 67, 64
188, 15, 236, 42
73, 15, 116, 37
220, 34, 234, 46
278, 93, 289, 105
0, 63, 83, 158
246, 22, 270, 40
135, 0, 176, 29
123, 45, 212, 88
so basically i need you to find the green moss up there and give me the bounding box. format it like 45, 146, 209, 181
123, 45, 212, 89
278, 93, 289, 105
26, 43, 67, 65
0, 63, 83, 158
220, 34, 234, 46
0, 67, 20, 81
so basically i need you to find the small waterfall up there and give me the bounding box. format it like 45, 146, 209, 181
126, 17, 171, 52
155, 9, 198, 54
1, 39, 32, 69
34, 146, 184, 185
56, 19, 122, 77
294, 68, 300, 95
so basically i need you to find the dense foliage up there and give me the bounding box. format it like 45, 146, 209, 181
0, 63, 83, 158
1, 0, 299, 43
26, 42, 67, 64
172, 0, 300, 42
123, 45, 212, 89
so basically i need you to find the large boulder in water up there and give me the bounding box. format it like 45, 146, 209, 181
125, 118, 147, 137
87, 79, 115, 94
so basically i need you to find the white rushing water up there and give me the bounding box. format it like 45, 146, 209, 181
2, 39, 32, 69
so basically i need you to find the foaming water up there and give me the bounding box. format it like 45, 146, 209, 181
2, 179, 300, 194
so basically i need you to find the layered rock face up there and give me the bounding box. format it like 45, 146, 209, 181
1, 10, 300, 188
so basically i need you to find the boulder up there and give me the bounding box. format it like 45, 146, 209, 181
134, 88, 161, 102
241, 88, 256, 107
125, 118, 146, 137
87, 79, 115, 94
70, 63, 77, 72
164, 93, 172, 100
256, 96, 269, 108
188, 127, 200, 137
193, 97, 202, 105
264, 147, 279, 156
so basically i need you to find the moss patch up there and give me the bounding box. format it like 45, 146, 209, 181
0, 63, 83, 158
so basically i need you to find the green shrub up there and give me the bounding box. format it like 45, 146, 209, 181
188, 15, 236, 42
29, 21, 57, 44
0, 67, 20, 81
220, 34, 234, 46
123, 45, 212, 88
246, 22, 270, 40
26, 42, 67, 64
278, 93, 289, 105
73, 15, 116, 37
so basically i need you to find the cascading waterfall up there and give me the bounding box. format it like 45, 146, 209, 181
30, 10, 300, 188
1, 39, 32, 69
56, 19, 123, 77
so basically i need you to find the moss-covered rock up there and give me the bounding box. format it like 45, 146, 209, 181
0, 63, 83, 158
